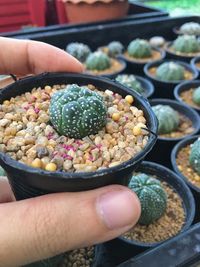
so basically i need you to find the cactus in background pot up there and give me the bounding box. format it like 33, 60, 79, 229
49, 84, 107, 139
127, 39, 152, 58
66, 42, 91, 63
115, 74, 144, 94
172, 35, 200, 53
192, 86, 200, 106
155, 62, 185, 81
86, 51, 111, 71
107, 41, 124, 57
189, 138, 200, 175
152, 104, 180, 134
180, 22, 200, 35
129, 173, 167, 225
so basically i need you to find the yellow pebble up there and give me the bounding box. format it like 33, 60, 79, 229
133, 125, 142, 136
31, 158, 42, 169
112, 112, 120, 121
3, 100, 10, 105
44, 85, 52, 93
45, 162, 57, 172
125, 95, 134, 104
194, 175, 200, 182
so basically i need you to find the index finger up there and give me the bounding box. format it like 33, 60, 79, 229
0, 37, 83, 75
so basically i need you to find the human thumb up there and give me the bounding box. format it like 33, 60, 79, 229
0, 184, 140, 267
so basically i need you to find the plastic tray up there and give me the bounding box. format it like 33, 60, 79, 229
4, 15, 200, 267
1, 2, 168, 37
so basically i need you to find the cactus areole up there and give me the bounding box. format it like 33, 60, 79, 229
129, 173, 167, 225
49, 84, 107, 139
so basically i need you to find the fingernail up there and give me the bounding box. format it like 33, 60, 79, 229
97, 190, 140, 230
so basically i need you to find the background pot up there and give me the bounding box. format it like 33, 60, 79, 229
165, 42, 200, 63
145, 99, 200, 168
171, 135, 200, 222
104, 161, 195, 265
0, 72, 157, 200
174, 80, 200, 114
85, 59, 127, 79
114, 74, 155, 99
63, 0, 129, 24
144, 59, 198, 99
191, 56, 200, 78
120, 47, 165, 75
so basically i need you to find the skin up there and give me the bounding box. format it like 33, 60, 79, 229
0, 37, 141, 267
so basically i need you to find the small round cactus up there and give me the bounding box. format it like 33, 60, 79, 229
129, 173, 167, 225
49, 84, 107, 139
192, 86, 200, 106
107, 41, 124, 57
155, 62, 185, 81
189, 138, 200, 175
180, 22, 200, 35
86, 51, 111, 71
127, 39, 152, 58
149, 36, 165, 48
115, 74, 144, 94
66, 42, 91, 63
152, 104, 180, 134
172, 35, 200, 54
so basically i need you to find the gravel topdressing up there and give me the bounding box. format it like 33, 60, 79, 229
0, 84, 149, 173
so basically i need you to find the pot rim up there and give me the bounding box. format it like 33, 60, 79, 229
144, 59, 199, 84
171, 134, 200, 193
149, 98, 200, 141
174, 79, 200, 111
0, 72, 157, 181
191, 56, 200, 70
118, 160, 195, 248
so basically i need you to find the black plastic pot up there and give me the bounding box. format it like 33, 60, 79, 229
118, 222, 200, 267
115, 74, 155, 99
104, 161, 195, 265
145, 99, 200, 168
171, 135, 200, 222
119, 47, 166, 75
0, 72, 157, 200
24, 254, 65, 267
165, 42, 200, 63
85, 58, 127, 79
191, 56, 200, 78
174, 80, 200, 114
144, 59, 199, 99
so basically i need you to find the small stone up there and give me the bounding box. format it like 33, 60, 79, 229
112, 112, 120, 121
63, 160, 73, 171
0, 119, 10, 127
125, 95, 134, 104
45, 162, 57, 172
31, 158, 42, 168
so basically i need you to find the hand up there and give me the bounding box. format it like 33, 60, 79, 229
0, 38, 141, 267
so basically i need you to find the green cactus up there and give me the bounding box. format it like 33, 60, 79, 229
0, 166, 5, 176
155, 62, 185, 81
189, 138, 200, 175
129, 173, 167, 225
172, 35, 200, 54
107, 41, 124, 57
180, 22, 200, 35
152, 104, 180, 134
115, 74, 144, 94
86, 51, 111, 71
192, 86, 200, 106
127, 39, 152, 58
49, 84, 107, 139
66, 42, 91, 63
